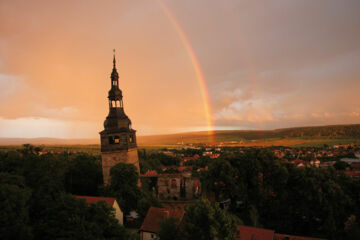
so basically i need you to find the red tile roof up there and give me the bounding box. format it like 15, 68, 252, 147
140, 207, 185, 233
274, 233, 327, 240
237, 226, 274, 240
140, 170, 158, 177
178, 166, 193, 172
76, 195, 116, 206
344, 170, 360, 178
351, 163, 360, 169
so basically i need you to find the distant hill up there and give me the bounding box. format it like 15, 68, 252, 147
138, 124, 360, 145
0, 138, 99, 146
0, 124, 359, 146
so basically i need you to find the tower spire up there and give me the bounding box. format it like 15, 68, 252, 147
111, 49, 119, 82
113, 49, 116, 69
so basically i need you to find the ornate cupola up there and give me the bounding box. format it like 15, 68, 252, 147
100, 50, 139, 184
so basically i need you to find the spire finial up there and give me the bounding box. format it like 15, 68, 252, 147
113, 49, 116, 68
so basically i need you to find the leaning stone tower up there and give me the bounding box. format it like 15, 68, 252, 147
100, 51, 140, 185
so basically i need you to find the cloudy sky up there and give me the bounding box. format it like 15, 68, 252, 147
0, 0, 360, 138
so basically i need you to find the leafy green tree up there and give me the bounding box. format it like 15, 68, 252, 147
109, 163, 141, 214
179, 199, 240, 240
148, 152, 180, 166
85, 199, 131, 239
0, 173, 32, 240
334, 161, 349, 170
64, 153, 103, 195
137, 188, 162, 221
31, 193, 130, 240
158, 217, 181, 240
200, 159, 238, 201
344, 215, 360, 240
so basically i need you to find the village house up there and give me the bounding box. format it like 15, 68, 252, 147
202, 151, 213, 156
274, 233, 327, 240
237, 225, 327, 240
160, 151, 176, 157
209, 153, 220, 159
292, 159, 310, 168
319, 161, 335, 168
180, 154, 200, 165
351, 162, 360, 170
236, 225, 274, 240
344, 170, 360, 179
76, 196, 123, 225
310, 159, 320, 167
139, 207, 184, 240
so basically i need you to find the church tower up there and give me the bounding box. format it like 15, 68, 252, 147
100, 51, 140, 185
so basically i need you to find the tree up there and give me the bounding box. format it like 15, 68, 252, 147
85, 200, 131, 239
30, 193, 130, 240
64, 153, 103, 195
334, 161, 349, 170
179, 199, 240, 240
0, 173, 32, 240
0, 149, 134, 240
344, 215, 360, 240
148, 152, 180, 166
109, 163, 141, 214
158, 217, 181, 240
200, 159, 238, 201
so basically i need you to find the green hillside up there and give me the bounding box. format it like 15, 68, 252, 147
138, 124, 360, 145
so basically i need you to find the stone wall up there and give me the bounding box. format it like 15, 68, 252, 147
156, 174, 200, 200
101, 147, 140, 185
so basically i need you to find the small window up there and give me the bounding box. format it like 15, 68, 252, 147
171, 179, 177, 188
129, 136, 133, 143
109, 136, 120, 144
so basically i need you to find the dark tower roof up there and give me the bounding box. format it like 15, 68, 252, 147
108, 51, 122, 99
101, 50, 135, 133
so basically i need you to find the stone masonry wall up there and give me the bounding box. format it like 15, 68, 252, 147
101, 148, 140, 185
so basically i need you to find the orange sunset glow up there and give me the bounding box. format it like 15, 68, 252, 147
1, 0, 360, 139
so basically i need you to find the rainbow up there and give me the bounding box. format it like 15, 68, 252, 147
157, 0, 215, 143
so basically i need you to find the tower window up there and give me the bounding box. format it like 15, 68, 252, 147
171, 179, 177, 188
108, 136, 120, 144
